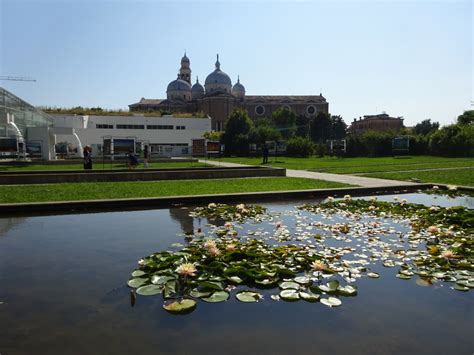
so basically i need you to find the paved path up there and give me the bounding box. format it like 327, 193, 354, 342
199, 160, 420, 188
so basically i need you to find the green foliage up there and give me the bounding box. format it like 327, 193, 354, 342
271, 107, 297, 139
457, 110, 474, 125
221, 109, 253, 155
203, 130, 224, 140
414, 119, 439, 135
285, 137, 315, 157
249, 124, 281, 144
429, 124, 474, 157
330, 115, 347, 139
310, 112, 332, 143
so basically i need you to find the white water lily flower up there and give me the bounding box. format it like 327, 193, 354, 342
327, 196, 334, 202
447, 185, 457, 191
203, 240, 217, 250
344, 194, 352, 201
369, 196, 377, 202
432, 185, 439, 190
138, 259, 145, 266
207, 203, 217, 209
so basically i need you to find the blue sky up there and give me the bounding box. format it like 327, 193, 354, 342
1, 0, 472, 126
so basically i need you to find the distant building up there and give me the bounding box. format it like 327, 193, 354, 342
349, 113, 404, 134
129, 53, 329, 131
51, 113, 211, 157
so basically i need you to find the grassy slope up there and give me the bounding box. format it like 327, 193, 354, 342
361, 169, 474, 186
0, 177, 352, 203
0, 162, 209, 172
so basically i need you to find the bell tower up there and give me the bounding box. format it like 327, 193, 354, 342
179, 52, 191, 84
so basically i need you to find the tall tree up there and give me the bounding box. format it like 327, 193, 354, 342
414, 119, 440, 135
330, 115, 347, 139
457, 110, 474, 125
221, 109, 253, 155
271, 107, 297, 139
310, 112, 331, 143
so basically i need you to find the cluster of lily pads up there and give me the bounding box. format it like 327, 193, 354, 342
128, 199, 473, 313
190, 203, 267, 222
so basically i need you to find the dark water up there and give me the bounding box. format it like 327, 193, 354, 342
0, 194, 473, 355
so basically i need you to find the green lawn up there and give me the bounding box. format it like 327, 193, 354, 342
0, 177, 353, 203
215, 156, 474, 174
361, 169, 474, 187
0, 161, 209, 172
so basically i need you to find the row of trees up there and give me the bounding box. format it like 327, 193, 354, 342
221, 107, 347, 156
219, 108, 474, 157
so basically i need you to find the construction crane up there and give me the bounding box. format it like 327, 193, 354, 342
0, 76, 36, 82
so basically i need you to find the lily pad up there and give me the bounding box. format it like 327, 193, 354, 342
151, 275, 175, 285
453, 284, 469, 292
338, 285, 358, 296
280, 289, 300, 301
294, 276, 312, 285
367, 272, 380, 278
201, 291, 229, 303
131, 270, 146, 277
136, 284, 163, 296
320, 297, 342, 307
189, 289, 212, 298
279, 281, 300, 290
227, 276, 244, 284
127, 278, 148, 288
299, 291, 320, 302
236, 291, 262, 302
319, 280, 339, 293
163, 299, 196, 313
397, 273, 412, 280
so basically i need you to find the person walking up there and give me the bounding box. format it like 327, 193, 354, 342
83, 146, 92, 170
128, 149, 138, 170
262, 143, 269, 164
143, 145, 150, 169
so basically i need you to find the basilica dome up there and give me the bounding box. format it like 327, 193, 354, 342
166, 76, 192, 101
204, 54, 232, 94
192, 76, 205, 99
232, 76, 245, 99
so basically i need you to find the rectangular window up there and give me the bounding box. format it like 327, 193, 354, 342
147, 125, 174, 130
176, 126, 186, 130
116, 124, 144, 129
96, 124, 113, 129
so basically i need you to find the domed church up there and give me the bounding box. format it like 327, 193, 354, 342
129, 53, 329, 131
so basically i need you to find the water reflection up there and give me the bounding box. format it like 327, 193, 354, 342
0, 194, 472, 355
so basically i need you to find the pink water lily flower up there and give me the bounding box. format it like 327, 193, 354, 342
175, 263, 197, 277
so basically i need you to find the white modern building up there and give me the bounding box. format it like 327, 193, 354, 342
51, 114, 211, 157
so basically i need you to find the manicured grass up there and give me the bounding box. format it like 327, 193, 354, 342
0, 161, 209, 171
215, 156, 474, 174
0, 177, 353, 203
361, 168, 474, 187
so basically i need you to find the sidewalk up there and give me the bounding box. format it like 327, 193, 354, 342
198, 160, 420, 188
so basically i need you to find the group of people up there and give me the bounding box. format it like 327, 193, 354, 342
82, 145, 150, 170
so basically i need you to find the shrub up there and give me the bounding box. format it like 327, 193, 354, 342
286, 137, 315, 157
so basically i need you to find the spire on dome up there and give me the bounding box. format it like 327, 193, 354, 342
215, 54, 220, 70
196, 76, 199, 83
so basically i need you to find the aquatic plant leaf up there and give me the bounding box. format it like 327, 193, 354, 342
197, 281, 224, 291
136, 284, 162, 296
279, 281, 300, 290
338, 285, 358, 296
299, 291, 320, 302
294, 276, 312, 285
127, 278, 148, 288
236, 291, 262, 302
320, 297, 342, 307
201, 291, 229, 303
163, 299, 196, 313
189, 289, 213, 298
280, 289, 300, 301
367, 272, 380, 278
131, 270, 146, 277
227, 276, 243, 284
151, 275, 175, 285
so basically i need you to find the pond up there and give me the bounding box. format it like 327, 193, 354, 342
0, 192, 472, 355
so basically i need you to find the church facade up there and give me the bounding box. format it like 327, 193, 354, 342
129, 54, 329, 131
